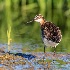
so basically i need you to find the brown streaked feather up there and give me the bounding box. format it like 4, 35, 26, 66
41, 21, 62, 43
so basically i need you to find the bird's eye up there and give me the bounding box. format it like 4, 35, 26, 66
35, 15, 37, 17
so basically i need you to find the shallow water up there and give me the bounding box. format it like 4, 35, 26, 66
0, 44, 70, 70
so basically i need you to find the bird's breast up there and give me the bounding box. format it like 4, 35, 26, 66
42, 37, 59, 47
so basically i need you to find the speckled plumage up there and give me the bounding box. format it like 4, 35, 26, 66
27, 14, 62, 49
41, 21, 61, 43
34, 14, 62, 47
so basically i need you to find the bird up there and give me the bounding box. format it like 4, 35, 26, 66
27, 14, 62, 56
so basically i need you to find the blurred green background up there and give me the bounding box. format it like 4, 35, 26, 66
0, 0, 70, 53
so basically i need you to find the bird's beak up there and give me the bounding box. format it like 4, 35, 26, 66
27, 19, 34, 24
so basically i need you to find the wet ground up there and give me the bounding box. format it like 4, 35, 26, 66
0, 44, 70, 70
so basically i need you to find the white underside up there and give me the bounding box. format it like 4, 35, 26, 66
43, 38, 59, 48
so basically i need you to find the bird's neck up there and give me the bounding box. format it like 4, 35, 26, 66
40, 19, 46, 25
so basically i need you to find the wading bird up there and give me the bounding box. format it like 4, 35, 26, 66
27, 14, 62, 57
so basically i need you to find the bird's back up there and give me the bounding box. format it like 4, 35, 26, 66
41, 21, 62, 43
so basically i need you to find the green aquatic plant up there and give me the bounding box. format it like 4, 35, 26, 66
7, 26, 12, 52
5, 0, 12, 52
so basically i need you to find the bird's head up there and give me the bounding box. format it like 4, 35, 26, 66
27, 14, 45, 25
34, 14, 45, 23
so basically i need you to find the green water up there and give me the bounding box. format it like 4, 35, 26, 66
0, 0, 70, 53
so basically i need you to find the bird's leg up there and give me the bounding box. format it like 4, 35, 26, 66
53, 47, 56, 56
44, 45, 45, 54
43, 45, 46, 62
53, 47, 56, 63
